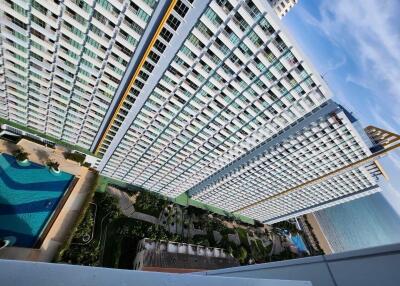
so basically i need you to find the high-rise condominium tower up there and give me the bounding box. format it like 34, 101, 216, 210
0, 0, 158, 149
0, 0, 385, 223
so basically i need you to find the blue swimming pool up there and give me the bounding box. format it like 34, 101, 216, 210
0, 153, 74, 247
291, 234, 308, 253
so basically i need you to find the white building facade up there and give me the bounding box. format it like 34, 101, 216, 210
98, 0, 333, 199
0, 0, 158, 149
190, 104, 381, 223
0, 0, 384, 223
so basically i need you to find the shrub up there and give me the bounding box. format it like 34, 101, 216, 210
46, 159, 60, 171
54, 171, 99, 263
238, 247, 248, 264
12, 147, 29, 161
134, 191, 165, 217
64, 151, 86, 164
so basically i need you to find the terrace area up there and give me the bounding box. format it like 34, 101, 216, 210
0, 138, 96, 262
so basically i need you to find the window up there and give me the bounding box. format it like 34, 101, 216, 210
224, 26, 240, 45
32, 0, 47, 15
31, 28, 44, 40
259, 19, 275, 35
129, 2, 150, 22
249, 31, 263, 48
143, 61, 155, 73
160, 27, 173, 42
197, 22, 213, 38
31, 15, 46, 28
188, 34, 205, 49
245, 0, 261, 19
174, 0, 189, 18
216, 0, 234, 13
238, 42, 252, 57
124, 16, 144, 34
215, 38, 229, 55
154, 39, 167, 53
205, 8, 223, 26
167, 14, 181, 31
148, 50, 160, 64
233, 13, 250, 32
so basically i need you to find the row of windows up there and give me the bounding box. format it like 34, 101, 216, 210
241, 169, 376, 221
1, 0, 157, 148
193, 114, 375, 217
105, 1, 328, 195
98, 0, 191, 155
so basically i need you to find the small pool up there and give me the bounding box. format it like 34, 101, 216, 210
0, 153, 74, 247
291, 234, 308, 253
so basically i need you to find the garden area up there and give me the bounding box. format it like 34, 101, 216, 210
56, 184, 306, 269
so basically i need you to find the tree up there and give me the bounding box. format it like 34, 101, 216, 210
47, 159, 60, 171
238, 246, 248, 264
12, 147, 29, 162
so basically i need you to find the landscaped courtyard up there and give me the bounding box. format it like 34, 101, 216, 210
56, 184, 313, 268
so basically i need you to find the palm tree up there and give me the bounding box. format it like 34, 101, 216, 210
12, 147, 29, 162
47, 159, 60, 172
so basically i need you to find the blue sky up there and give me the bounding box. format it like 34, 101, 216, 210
282, 0, 400, 214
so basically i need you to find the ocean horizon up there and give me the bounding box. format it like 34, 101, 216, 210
314, 193, 400, 253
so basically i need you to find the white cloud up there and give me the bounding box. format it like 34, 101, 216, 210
298, 0, 400, 108
382, 182, 400, 216
387, 153, 400, 172
344, 74, 373, 91
324, 55, 347, 76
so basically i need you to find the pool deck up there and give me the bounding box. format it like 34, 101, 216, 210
0, 139, 96, 262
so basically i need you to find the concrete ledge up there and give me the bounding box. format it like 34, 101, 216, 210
0, 259, 310, 286
201, 243, 400, 286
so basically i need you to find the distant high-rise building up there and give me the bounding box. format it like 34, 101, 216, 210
268, 0, 299, 18
0, 0, 390, 223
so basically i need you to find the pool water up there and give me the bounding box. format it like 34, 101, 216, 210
0, 153, 73, 247
291, 234, 308, 253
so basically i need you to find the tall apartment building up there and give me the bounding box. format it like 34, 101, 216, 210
97, 0, 332, 195
0, 0, 159, 149
190, 103, 382, 223
0, 0, 387, 223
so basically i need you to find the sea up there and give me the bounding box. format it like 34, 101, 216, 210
314, 193, 400, 253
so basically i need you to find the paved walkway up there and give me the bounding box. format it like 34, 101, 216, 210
108, 187, 137, 217
107, 187, 159, 225
0, 139, 94, 262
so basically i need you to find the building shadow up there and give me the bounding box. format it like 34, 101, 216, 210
0, 193, 35, 248
35, 149, 50, 163
1, 153, 42, 170
0, 141, 18, 154
0, 166, 72, 192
